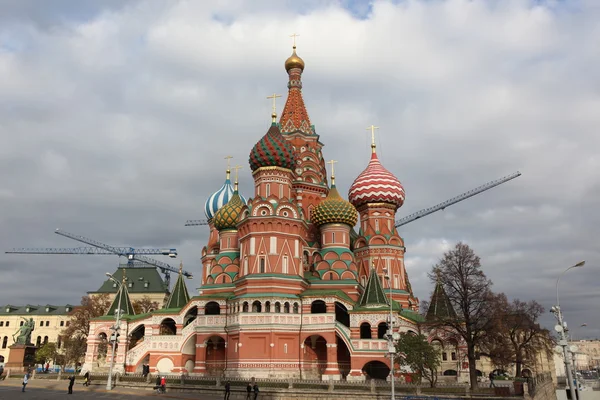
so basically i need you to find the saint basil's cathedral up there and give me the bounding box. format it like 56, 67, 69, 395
83, 44, 425, 381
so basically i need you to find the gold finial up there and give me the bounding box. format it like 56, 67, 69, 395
266, 93, 282, 122
179, 261, 183, 274
371, 259, 376, 269
326, 159, 338, 186
289, 33, 300, 48
435, 267, 442, 282
224, 155, 233, 179
233, 165, 242, 191
122, 268, 127, 284
366, 125, 379, 153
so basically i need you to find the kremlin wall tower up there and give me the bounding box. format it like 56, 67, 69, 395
82, 44, 423, 381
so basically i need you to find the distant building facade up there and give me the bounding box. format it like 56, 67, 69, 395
0, 304, 75, 368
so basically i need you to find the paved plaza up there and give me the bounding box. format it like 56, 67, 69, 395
0, 381, 224, 400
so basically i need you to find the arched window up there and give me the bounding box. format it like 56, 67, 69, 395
252, 301, 262, 313
43, 336, 48, 345
293, 303, 299, 314
311, 300, 326, 314
36, 336, 41, 347
260, 257, 266, 273
284, 302, 290, 313
360, 323, 372, 339
57, 336, 62, 349
275, 302, 281, 313
377, 322, 388, 339
205, 302, 221, 315
243, 302, 249, 313
265, 301, 271, 313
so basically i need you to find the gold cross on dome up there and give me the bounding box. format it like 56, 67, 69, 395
266, 93, 282, 122
326, 159, 338, 186
289, 33, 300, 48
366, 125, 379, 152
232, 165, 243, 184
224, 155, 233, 169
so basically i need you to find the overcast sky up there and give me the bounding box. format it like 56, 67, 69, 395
0, 0, 598, 339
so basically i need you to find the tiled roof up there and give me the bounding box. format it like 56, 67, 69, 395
90, 267, 167, 294
300, 290, 354, 304
0, 304, 75, 315
107, 281, 135, 316
165, 271, 190, 309
249, 123, 296, 172
425, 281, 457, 322
357, 267, 389, 308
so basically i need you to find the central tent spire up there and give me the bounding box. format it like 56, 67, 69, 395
280, 35, 312, 135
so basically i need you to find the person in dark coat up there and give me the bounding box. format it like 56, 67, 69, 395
155, 375, 162, 393
253, 383, 259, 400
83, 371, 90, 387
68, 375, 75, 394
224, 380, 231, 400
246, 382, 252, 400
489, 372, 496, 388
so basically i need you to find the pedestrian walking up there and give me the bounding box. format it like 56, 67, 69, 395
160, 376, 166, 393
22, 373, 29, 392
224, 380, 231, 400
246, 382, 252, 400
253, 382, 259, 400
68, 374, 75, 394
489, 372, 495, 388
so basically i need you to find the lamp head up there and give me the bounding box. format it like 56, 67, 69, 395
575, 260, 585, 268
105, 272, 112, 277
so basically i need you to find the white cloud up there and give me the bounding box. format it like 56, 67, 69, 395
0, 0, 599, 338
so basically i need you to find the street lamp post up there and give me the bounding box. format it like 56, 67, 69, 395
105, 272, 124, 391
384, 268, 401, 400
552, 261, 585, 400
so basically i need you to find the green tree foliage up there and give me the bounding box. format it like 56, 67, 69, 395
396, 332, 441, 387
35, 342, 58, 364
428, 242, 497, 390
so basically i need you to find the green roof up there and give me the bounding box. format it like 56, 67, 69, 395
300, 289, 354, 304
357, 267, 389, 308
425, 281, 456, 321
192, 292, 235, 300
0, 304, 75, 316
107, 280, 135, 317
91, 267, 168, 294
165, 270, 190, 309
401, 309, 425, 323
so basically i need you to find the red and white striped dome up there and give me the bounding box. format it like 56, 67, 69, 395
348, 152, 405, 209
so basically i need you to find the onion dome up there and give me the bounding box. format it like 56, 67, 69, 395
285, 45, 305, 72
249, 123, 296, 172
213, 188, 244, 231
348, 151, 405, 210
204, 170, 247, 219
312, 184, 358, 227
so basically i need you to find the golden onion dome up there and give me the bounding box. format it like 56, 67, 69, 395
285, 46, 305, 72
312, 185, 358, 228
213, 190, 244, 231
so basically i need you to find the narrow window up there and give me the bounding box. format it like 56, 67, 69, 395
260, 257, 266, 273
227, 237, 231, 248
279, 184, 283, 198
443, 352, 448, 361
0, 322, 3, 327
45, 321, 49, 327
1, 336, 7, 349
5, 321, 9, 327
331, 232, 336, 243
282, 256, 289, 274
39, 321, 43, 327
394, 274, 399, 289
266, 184, 270, 197
451, 352, 457, 361
284, 344, 288, 354
375, 219, 379, 232
388, 220, 391, 231
244, 258, 249, 275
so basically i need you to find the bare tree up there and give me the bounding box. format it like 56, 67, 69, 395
428, 242, 496, 390
132, 296, 160, 314
480, 294, 554, 377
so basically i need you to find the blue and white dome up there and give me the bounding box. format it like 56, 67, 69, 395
204, 171, 247, 220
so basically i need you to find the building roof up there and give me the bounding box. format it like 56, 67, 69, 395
0, 304, 75, 316
107, 278, 135, 316
164, 269, 190, 309
90, 267, 168, 295
425, 280, 457, 322
357, 266, 389, 308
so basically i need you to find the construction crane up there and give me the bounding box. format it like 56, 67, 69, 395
6, 229, 193, 287
185, 172, 522, 229
185, 219, 208, 226
394, 171, 521, 228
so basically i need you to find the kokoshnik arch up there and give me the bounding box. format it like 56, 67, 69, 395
82, 43, 424, 381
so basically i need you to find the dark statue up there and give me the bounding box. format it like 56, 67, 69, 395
12, 317, 35, 345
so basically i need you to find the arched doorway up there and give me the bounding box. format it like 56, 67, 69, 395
159, 318, 176, 335
97, 333, 108, 361
205, 336, 226, 376
363, 361, 390, 380
303, 335, 327, 379
129, 325, 145, 349
334, 302, 349, 328
136, 354, 149, 373
443, 369, 458, 376
360, 322, 372, 339
184, 306, 198, 326
336, 335, 351, 379
311, 300, 326, 313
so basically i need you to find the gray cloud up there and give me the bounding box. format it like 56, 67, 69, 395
0, 0, 598, 338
